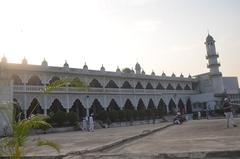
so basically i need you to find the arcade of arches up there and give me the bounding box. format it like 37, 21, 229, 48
14, 97, 192, 120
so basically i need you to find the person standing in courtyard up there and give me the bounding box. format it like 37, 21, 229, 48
223, 98, 237, 128
82, 116, 88, 131
89, 114, 94, 132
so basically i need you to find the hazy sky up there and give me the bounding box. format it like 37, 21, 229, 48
0, 0, 239, 82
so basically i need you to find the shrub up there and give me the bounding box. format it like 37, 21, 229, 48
108, 110, 119, 122
51, 111, 67, 126
67, 111, 78, 125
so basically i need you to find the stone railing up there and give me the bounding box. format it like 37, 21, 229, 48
13, 85, 198, 94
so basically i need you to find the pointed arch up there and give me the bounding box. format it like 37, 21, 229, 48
186, 98, 192, 113
70, 99, 86, 119
176, 84, 183, 90
107, 99, 120, 111
27, 75, 43, 85
156, 83, 164, 90
166, 83, 174, 90
158, 99, 167, 115
49, 76, 60, 84
89, 79, 103, 88
90, 99, 104, 115
121, 81, 133, 89
178, 99, 185, 114
11, 74, 23, 85
137, 98, 146, 110
184, 84, 191, 90
146, 83, 154, 89
48, 99, 65, 114
105, 80, 119, 88
123, 99, 135, 110
168, 99, 176, 114
27, 98, 44, 117
147, 99, 155, 110
135, 82, 144, 89
13, 98, 23, 120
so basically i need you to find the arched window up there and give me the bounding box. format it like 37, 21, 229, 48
70, 99, 86, 119
123, 99, 134, 110
49, 76, 60, 84
156, 83, 164, 90
186, 99, 192, 113
27, 75, 43, 85
90, 99, 105, 115
176, 84, 183, 90
105, 80, 119, 88
137, 99, 146, 110
184, 84, 191, 90
48, 99, 65, 114
13, 98, 23, 121
166, 83, 174, 90
178, 99, 185, 114
12, 74, 23, 85
121, 81, 132, 89
147, 99, 155, 110
107, 99, 120, 111
146, 83, 153, 89
158, 99, 167, 115
89, 79, 103, 88
135, 82, 144, 89
168, 99, 176, 114
27, 98, 44, 117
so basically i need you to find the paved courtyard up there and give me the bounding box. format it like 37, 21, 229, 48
25, 118, 240, 158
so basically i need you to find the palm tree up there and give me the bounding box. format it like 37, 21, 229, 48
0, 78, 87, 158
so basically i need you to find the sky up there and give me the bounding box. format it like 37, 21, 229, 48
0, 0, 239, 83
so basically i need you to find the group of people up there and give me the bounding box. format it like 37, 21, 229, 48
82, 114, 94, 132
172, 97, 238, 128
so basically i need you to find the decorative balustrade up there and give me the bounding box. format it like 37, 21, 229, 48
13, 85, 198, 94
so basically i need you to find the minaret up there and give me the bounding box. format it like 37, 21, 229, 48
205, 34, 224, 94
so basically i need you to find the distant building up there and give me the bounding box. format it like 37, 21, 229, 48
0, 34, 239, 119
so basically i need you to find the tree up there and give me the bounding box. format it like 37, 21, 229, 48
0, 78, 87, 158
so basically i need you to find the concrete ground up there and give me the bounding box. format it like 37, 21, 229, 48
25, 122, 170, 157
24, 118, 240, 158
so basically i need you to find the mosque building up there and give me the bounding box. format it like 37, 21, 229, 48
0, 34, 239, 119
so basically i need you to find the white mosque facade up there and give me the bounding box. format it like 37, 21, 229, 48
0, 34, 239, 118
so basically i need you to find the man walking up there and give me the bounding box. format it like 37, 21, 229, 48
89, 114, 94, 132
223, 98, 237, 128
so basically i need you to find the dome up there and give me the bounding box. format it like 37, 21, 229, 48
83, 62, 88, 70
151, 70, 155, 76
41, 58, 48, 66
162, 72, 166, 77
180, 73, 184, 78
171, 73, 176, 77
116, 66, 121, 72
22, 57, 28, 65
142, 70, 145, 75
64, 60, 69, 68
1, 55, 7, 63
100, 64, 105, 71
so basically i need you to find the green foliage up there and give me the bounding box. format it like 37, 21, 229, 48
44, 78, 88, 93
0, 115, 59, 159
37, 139, 60, 153
107, 110, 119, 122
122, 68, 132, 73
51, 111, 67, 126
67, 112, 78, 125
